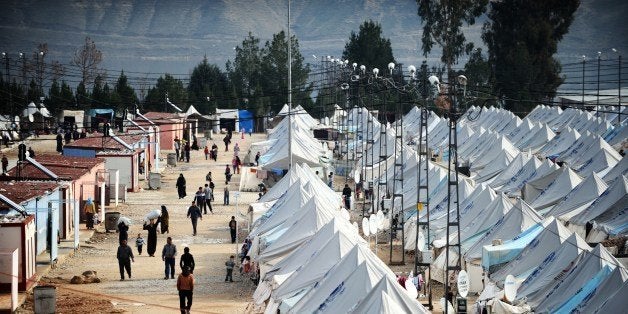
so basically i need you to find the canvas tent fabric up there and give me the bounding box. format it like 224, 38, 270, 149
515, 232, 591, 300
543, 172, 608, 219
526, 166, 583, 210
488, 217, 573, 284
569, 175, 628, 227
350, 275, 429, 314
527, 244, 623, 312
557, 266, 627, 314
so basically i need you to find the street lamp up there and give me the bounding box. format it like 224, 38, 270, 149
372, 68, 379, 79
408, 65, 416, 80
388, 62, 395, 76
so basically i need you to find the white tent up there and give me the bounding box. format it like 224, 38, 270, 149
489, 217, 573, 284
525, 166, 582, 210
271, 220, 366, 300
465, 199, 543, 262
528, 244, 623, 312
558, 265, 628, 313
496, 157, 559, 195
472, 148, 518, 183
460, 192, 514, 244
487, 152, 531, 187
515, 232, 591, 300
603, 156, 628, 184
574, 146, 621, 178
350, 275, 429, 314
537, 126, 580, 158
543, 172, 608, 219
568, 175, 628, 239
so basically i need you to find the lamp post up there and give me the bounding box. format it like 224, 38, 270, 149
19, 52, 26, 98
597, 51, 601, 117
582, 55, 586, 107
2, 52, 11, 115
38, 51, 44, 100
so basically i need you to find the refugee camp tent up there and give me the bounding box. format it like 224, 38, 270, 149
543, 172, 608, 218
350, 275, 429, 314
525, 166, 582, 210
555, 266, 627, 313
515, 232, 591, 300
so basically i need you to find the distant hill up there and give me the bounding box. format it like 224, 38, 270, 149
0, 0, 624, 88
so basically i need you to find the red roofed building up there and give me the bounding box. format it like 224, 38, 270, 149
3, 154, 106, 239
63, 133, 149, 192
135, 112, 185, 150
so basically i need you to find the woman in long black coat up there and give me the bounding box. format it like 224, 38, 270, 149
143, 221, 158, 257
159, 205, 169, 234
176, 174, 187, 199
118, 221, 129, 243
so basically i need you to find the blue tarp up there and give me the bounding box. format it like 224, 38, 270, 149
238, 110, 254, 133
87, 108, 115, 119
552, 265, 612, 314
482, 222, 544, 269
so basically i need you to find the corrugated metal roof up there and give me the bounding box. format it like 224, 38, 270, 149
5, 154, 104, 181
0, 181, 61, 208
64, 133, 146, 150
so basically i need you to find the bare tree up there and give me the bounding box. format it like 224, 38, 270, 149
72, 36, 103, 87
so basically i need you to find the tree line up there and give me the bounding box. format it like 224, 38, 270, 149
0, 0, 580, 119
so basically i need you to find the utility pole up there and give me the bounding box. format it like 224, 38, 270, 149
2, 53, 11, 115
287, 0, 293, 169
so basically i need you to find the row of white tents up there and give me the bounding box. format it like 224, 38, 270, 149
337, 103, 626, 312
246, 163, 429, 313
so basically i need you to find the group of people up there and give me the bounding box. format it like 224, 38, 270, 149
204, 143, 219, 161
174, 137, 191, 163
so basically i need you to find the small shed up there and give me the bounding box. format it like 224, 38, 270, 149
0, 215, 36, 291
57, 110, 85, 132
3, 155, 106, 239
214, 108, 239, 133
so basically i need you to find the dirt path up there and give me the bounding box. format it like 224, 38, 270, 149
22, 132, 264, 313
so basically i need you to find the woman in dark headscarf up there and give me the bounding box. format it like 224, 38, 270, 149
159, 205, 169, 234
143, 220, 158, 257
118, 220, 129, 243
176, 173, 187, 199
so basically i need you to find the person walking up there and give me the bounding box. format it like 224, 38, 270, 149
1, 154, 8, 174
186, 201, 202, 236
231, 157, 237, 174
224, 165, 231, 184
116, 239, 134, 281
135, 233, 145, 255
229, 216, 237, 244
56, 133, 63, 153
203, 146, 209, 160
179, 247, 195, 273
205, 171, 212, 183
162, 236, 177, 279
118, 220, 129, 244
159, 205, 170, 234
177, 266, 194, 314
223, 185, 230, 206
255, 152, 260, 166
174, 137, 181, 161
84, 198, 97, 230
235, 156, 242, 174
194, 187, 205, 210
211, 143, 218, 161
342, 184, 352, 209
203, 184, 213, 214
209, 180, 215, 201
184, 141, 191, 163
233, 143, 240, 157
176, 174, 187, 199
328, 172, 334, 189
225, 255, 235, 282
143, 220, 159, 257
223, 134, 230, 151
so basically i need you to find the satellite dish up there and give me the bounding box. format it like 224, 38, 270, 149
362, 217, 370, 237
14, 116, 20, 123
353, 169, 360, 183
417, 230, 426, 252
352, 221, 359, 233
504, 274, 517, 302
376, 210, 384, 229
369, 215, 378, 233
457, 270, 470, 298
405, 275, 419, 299
28, 114, 34, 123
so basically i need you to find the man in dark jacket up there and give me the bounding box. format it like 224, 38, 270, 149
180, 247, 195, 273
229, 216, 237, 244
342, 184, 352, 209
116, 239, 134, 281
186, 201, 202, 236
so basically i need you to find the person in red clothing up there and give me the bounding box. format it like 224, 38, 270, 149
177, 266, 194, 314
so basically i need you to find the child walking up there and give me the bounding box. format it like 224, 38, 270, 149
135, 233, 145, 255
225, 255, 235, 282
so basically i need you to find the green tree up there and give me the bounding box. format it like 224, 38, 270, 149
91, 75, 107, 106
483, 0, 579, 113
46, 79, 62, 115
144, 74, 188, 112
417, 0, 487, 77
226, 32, 263, 107
75, 81, 90, 109
260, 30, 311, 115
113, 71, 138, 111
342, 20, 396, 71
188, 56, 230, 114
59, 81, 75, 108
